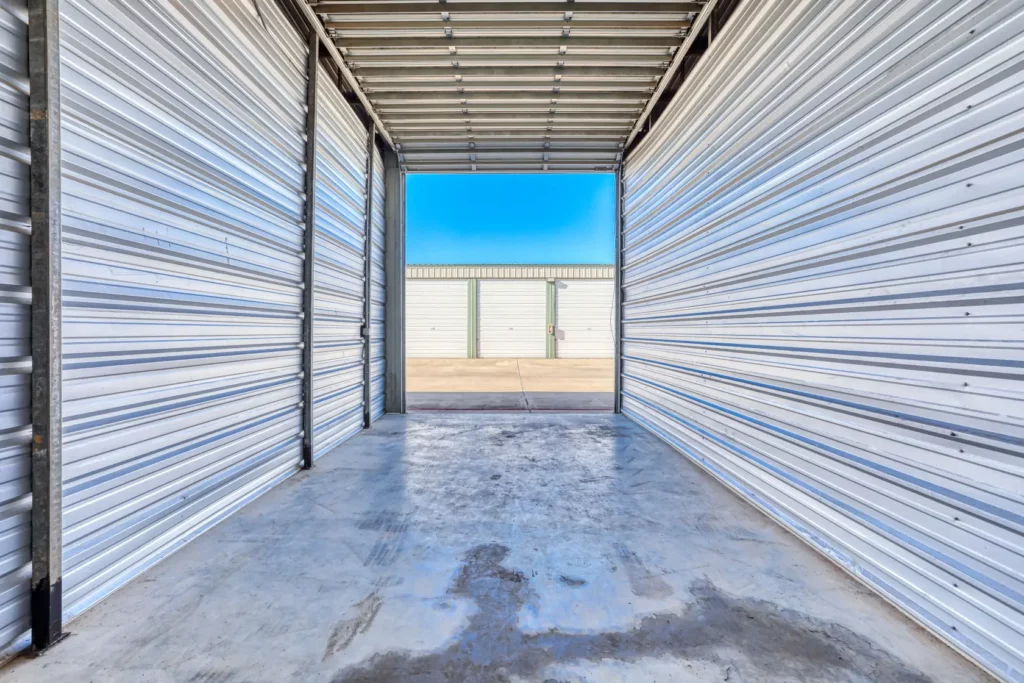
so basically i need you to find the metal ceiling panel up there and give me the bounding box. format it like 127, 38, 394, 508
621, 1, 1024, 680
308, 0, 707, 171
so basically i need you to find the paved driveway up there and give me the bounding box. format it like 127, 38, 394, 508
407, 358, 614, 410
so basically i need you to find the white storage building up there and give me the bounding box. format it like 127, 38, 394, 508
405, 265, 615, 358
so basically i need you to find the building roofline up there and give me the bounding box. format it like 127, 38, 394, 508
406, 264, 614, 279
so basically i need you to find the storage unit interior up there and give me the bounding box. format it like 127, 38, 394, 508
2, 1, 1021, 682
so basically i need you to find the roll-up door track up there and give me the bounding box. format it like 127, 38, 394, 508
4, 1, 1021, 682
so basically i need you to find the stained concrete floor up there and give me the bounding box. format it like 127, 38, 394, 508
5, 414, 991, 683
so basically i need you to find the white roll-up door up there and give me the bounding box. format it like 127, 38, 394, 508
406, 280, 467, 358
621, 2, 1024, 681
555, 280, 613, 358
478, 280, 546, 358
369, 146, 385, 421
59, 0, 307, 621
0, 1, 31, 653
313, 63, 366, 459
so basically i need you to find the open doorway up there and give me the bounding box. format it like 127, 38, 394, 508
404, 173, 616, 411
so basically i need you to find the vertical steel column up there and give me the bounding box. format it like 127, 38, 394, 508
383, 150, 405, 413
301, 33, 319, 469
29, 0, 63, 651
466, 278, 478, 359
361, 126, 375, 428
614, 166, 624, 414
545, 279, 556, 359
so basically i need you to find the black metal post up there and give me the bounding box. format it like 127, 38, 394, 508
28, 0, 63, 651
362, 126, 375, 428
301, 33, 319, 469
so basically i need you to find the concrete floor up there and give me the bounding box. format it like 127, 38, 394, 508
6, 414, 990, 683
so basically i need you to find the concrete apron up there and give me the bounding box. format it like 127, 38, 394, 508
407, 358, 616, 411
4, 414, 993, 683
407, 392, 615, 412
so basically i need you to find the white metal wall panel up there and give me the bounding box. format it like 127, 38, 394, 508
555, 280, 614, 358
621, 2, 1024, 681
0, 0, 31, 654
369, 145, 385, 421
478, 280, 546, 358
406, 279, 467, 358
59, 0, 307, 621
313, 63, 367, 458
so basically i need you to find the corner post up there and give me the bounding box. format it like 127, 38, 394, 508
29, 0, 64, 651
362, 126, 375, 428
614, 165, 624, 414
301, 33, 319, 468
383, 150, 405, 413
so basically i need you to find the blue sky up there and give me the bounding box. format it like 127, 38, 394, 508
405, 173, 615, 264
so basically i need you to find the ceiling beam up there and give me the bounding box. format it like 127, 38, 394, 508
389, 124, 630, 132
353, 65, 665, 77
626, 0, 716, 146
330, 36, 686, 48
328, 19, 687, 30
347, 55, 671, 67
392, 129, 626, 139
361, 82, 658, 92
313, 2, 703, 12
396, 146, 619, 154
368, 90, 647, 101
385, 111, 636, 121
376, 104, 643, 113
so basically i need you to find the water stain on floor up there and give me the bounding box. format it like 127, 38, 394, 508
331, 543, 934, 683
324, 590, 385, 660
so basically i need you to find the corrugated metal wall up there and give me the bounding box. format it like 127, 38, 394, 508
555, 280, 614, 359
312, 62, 367, 458
407, 264, 614, 280
369, 145, 385, 422
477, 280, 547, 358
58, 0, 308, 620
406, 279, 467, 358
0, 0, 31, 654
621, 1, 1024, 681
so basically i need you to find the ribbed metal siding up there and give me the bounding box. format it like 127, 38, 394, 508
0, 0, 31, 654
407, 264, 615, 280
555, 280, 614, 359
313, 62, 367, 458
369, 145, 385, 421
621, 2, 1024, 681
59, 0, 307, 620
406, 279, 467, 358
478, 280, 546, 358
